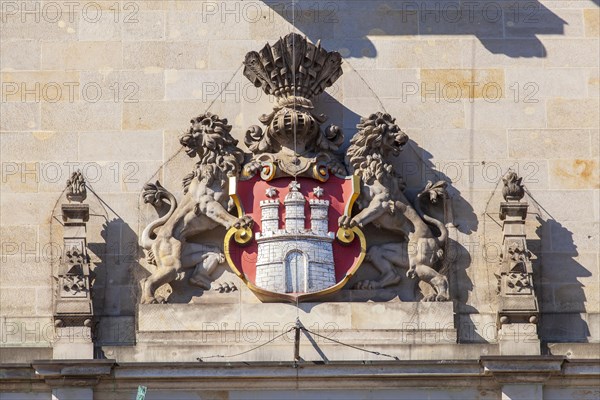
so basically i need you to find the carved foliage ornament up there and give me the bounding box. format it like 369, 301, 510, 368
139, 34, 452, 303
66, 170, 87, 203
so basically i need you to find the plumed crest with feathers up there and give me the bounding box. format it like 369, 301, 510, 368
243, 33, 343, 99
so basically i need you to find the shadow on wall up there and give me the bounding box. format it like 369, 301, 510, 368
533, 216, 591, 346
263, 0, 572, 58
49, 186, 141, 348
86, 198, 141, 347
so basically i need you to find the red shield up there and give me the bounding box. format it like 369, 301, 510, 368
224, 175, 365, 302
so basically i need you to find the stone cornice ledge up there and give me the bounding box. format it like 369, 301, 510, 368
30, 359, 116, 387
1, 357, 598, 391
480, 356, 566, 384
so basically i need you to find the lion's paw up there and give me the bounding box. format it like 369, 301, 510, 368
435, 293, 449, 302
213, 282, 238, 293
354, 280, 382, 290
338, 215, 359, 229
234, 215, 254, 230
422, 294, 437, 302
421, 293, 449, 302
338, 214, 350, 228
243, 161, 262, 176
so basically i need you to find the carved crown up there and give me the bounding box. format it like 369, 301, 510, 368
243, 33, 343, 100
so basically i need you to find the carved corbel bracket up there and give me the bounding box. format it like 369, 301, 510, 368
31, 359, 115, 387
480, 356, 565, 384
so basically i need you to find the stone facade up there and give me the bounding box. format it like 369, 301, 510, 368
0, 1, 599, 399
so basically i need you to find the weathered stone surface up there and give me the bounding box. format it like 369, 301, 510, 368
461, 39, 545, 67
41, 102, 122, 131
166, 11, 250, 40
505, 8, 584, 38
0, 316, 54, 345
0, 103, 40, 131
0, 12, 78, 41
506, 67, 590, 99
335, 9, 419, 38
0, 193, 57, 225
498, 324, 540, 356
121, 11, 165, 41
412, 129, 508, 160
501, 384, 542, 400
41, 41, 121, 70
547, 342, 600, 359
78, 131, 163, 161
164, 70, 242, 100
94, 316, 136, 346
508, 129, 592, 159
584, 9, 600, 37
523, 190, 596, 222
543, 39, 599, 68
123, 100, 236, 130
545, 387, 600, 400
1, 72, 80, 102
207, 40, 262, 70
52, 388, 93, 400
138, 302, 455, 343
79, 71, 165, 102
465, 99, 546, 129
0, 40, 41, 70
384, 99, 466, 130
376, 39, 463, 69
0, 257, 51, 288
547, 99, 600, 129
1, 132, 78, 162
421, 69, 505, 100
0, 225, 38, 250
549, 159, 599, 189
123, 41, 209, 70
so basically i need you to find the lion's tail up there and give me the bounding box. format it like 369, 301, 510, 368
140, 181, 177, 250
415, 182, 448, 255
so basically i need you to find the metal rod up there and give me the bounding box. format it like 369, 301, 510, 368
294, 317, 301, 361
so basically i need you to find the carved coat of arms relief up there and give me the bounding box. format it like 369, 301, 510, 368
139, 33, 451, 304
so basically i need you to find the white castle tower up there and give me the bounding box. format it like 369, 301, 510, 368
255, 182, 336, 294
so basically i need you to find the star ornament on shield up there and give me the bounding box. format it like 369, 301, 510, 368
224, 173, 366, 302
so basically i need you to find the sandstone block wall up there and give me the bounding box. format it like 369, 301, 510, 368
0, 0, 598, 359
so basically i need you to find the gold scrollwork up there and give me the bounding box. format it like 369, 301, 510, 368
260, 162, 276, 181
228, 176, 253, 245
312, 162, 330, 182
336, 174, 361, 245
337, 227, 355, 243
234, 227, 253, 245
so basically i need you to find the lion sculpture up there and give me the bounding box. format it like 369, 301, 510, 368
339, 112, 450, 301
139, 113, 252, 304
